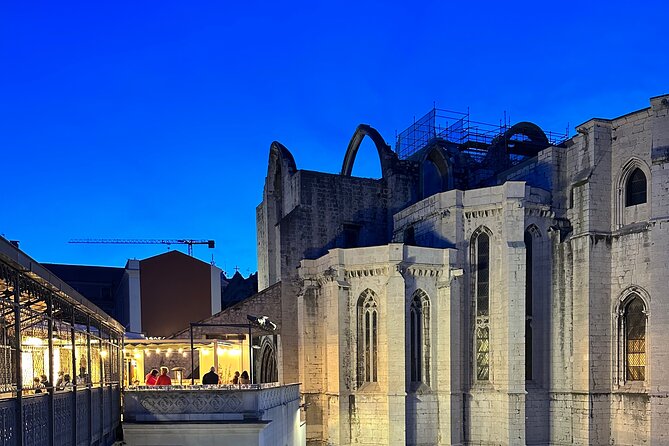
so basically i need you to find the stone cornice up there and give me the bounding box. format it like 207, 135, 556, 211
525, 205, 555, 219
464, 207, 502, 219
398, 265, 446, 278
344, 266, 389, 278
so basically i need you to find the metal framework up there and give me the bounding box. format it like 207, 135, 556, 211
395, 107, 569, 162
188, 316, 277, 385
0, 252, 124, 446
69, 238, 215, 256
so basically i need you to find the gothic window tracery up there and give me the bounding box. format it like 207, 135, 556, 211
473, 229, 490, 381
624, 296, 646, 381
409, 290, 430, 385
357, 289, 378, 386
524, 227, 537, 381
259, 338, 278, 383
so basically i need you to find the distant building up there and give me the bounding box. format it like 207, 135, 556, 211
240, 94, 669, 445
221, 271, 258, 309
43, 262, 127, 325
138, 250, 221, 337
46, 250, 224, 337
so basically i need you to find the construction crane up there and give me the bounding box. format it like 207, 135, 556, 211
69, 239, 215, 256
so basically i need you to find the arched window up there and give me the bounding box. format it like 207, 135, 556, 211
625, 168, 647, 207
422, 159, 443, 198
259, 338, 278, 383
473, 230, 490, 381
409, 290, 430, 385
624, 296, 646, 381
524, 228, 537, 381
357, 289, 378, 386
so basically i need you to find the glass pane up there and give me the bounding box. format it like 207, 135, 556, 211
477, 234, 490, 316
372, 311, 377, 382
626, 169, 647, 206
476, 327, 489, 380
625, 298, 646, 381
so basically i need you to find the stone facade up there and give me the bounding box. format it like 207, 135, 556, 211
251, 94, 669, 445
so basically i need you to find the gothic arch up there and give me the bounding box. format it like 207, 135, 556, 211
258, 337, 278, 384
408, 289, 431, 385
357, 289, 379, 386
341, 124, 398, 177
614, 285, 651, 317
470, 225, 494, 244
471, 226, 493, 381
485, 122, 550, 168
503, 122, 549, 148
264, 141, 297, 287
525, 224, 542, 238
267, 141, 297, 194
419, 146, 453, 198
613, 285, 650, 384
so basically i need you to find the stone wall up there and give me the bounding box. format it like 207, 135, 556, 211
250, 95, 669, 445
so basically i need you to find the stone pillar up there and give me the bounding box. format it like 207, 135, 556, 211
386, 246, 406, 445
502, 183, 527, 445
437, 263, 464, 446
649, 94, 669, 444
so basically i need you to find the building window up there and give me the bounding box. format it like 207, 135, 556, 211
259, 338, 278, 383
625, 168, 647, 207
404, 226, 416, 246
476, 327, 489, 380
524, 229, 533, 381
357, 289, 378, 386
343, 224, 361, 248
473, 230, 490, 381
624, 296, 646, 381
409, 290, 430, 385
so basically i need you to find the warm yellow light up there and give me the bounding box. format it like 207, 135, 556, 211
156, 348, 161, 354
182, 352, 187, 358
145, 351, 151, 357
122, 348, 127, 354
217, 348, 225, 355
201, 349, 209, 356
100, 350, 108, 358
23, 337, 44, 347
133, 353, 141, 360
228, 349, 241, 356
178, 348, 184, 354
167, 348, 173, 353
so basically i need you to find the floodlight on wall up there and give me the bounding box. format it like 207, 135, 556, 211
247, 314, 277, 331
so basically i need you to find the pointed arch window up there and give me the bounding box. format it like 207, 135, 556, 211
624, 296, 646, 381
357, 289, 378, 386
524, 229, 534, 381
409, 290, 430, 385
625, 168, 647, 207
473, 230, 490, 381
259, 338, 278, 383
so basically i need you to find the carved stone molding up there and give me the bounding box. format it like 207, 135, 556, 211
464, 208, 502, 219
138, 392, 243, 414
525, 205, 555, 219
400, 265, 445, 278
344, 266, 389, 278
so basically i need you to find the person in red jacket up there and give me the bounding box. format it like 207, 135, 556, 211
145, 369, 158, 386
155, 367, 172, 385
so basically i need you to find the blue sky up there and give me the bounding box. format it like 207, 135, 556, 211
1, 0, 667, 275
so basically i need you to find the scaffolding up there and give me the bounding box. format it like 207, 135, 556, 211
395, 107, 569, 162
